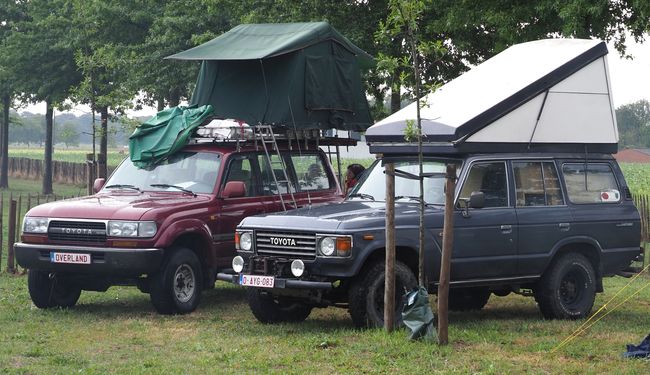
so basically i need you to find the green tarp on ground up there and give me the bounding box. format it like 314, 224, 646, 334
167, 22, 373, 131
129, 105, 213, 168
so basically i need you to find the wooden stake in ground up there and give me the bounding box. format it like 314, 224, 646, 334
437, 164, 456, 345
384, 162, 396, 332
7, 199, 16, 274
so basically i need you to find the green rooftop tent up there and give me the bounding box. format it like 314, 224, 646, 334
166, 22, 374, 131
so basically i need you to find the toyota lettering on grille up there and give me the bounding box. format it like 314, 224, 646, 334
50, 228, 105, 235
269, 237, 297, 247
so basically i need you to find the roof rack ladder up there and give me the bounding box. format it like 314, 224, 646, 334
256, 125, 298, 211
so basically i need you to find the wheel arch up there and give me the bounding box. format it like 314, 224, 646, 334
547, 237, 603, 291
355, 245, 419, 280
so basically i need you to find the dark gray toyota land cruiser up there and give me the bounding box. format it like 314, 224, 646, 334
219, 38, 644, 327
223, 153, 641, 327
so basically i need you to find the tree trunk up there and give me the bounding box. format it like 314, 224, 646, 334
42, 99, 53, 195
390, 71, 401, 114
0, 94, 9, 188
98, 106, 108, 179
157, 94, 165, 112
169, 88, 181, 108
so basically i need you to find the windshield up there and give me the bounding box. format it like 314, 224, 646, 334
104, 151, 222, 194
349, 159, 461, 205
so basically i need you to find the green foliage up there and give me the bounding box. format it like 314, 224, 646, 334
620, 163, 650, 196
56, 122, 80, 148
616, 100, 650, 148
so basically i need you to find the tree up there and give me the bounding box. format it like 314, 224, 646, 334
69, 0, 153, 178
56, 122, 80, 148
0, 1, 27, 189
616, 99, 650, 148
4, 0, 82, 194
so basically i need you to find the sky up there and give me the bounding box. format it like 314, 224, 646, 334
20, 37, 650, 117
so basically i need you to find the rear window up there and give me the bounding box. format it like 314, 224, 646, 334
562, 163, 621, 204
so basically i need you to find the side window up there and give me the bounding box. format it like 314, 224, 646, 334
257, 154, 291, 195
224, 156, 254, 197
292, 154, 333, 192
562, 163, 621, 204
459, 162, 508, 208
513, 161, 564, 206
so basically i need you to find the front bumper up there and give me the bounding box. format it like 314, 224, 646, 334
15, 242, 164, 276
217, 272, 333, 290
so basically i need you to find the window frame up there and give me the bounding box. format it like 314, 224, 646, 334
511, 160, 566, 208
561, 162, 622, 205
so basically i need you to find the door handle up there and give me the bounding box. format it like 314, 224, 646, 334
616, 222, 633, 227
500, 225, 512, 234
559, 222, 570, 231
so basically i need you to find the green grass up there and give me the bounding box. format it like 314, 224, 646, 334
621, 163, 650, 196
0, 274, 648, 374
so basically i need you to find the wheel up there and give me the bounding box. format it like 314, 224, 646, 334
448, 287, 491, 311
149, 247, 203, 315
27, 269, 81, 309
534, 252, 596, 319
348, 260, 418, 328
246, 288, 312, 324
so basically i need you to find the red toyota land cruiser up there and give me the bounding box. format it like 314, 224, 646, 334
15, 135, 344, 314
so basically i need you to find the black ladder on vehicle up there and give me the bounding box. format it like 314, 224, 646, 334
255, 125, 298, 211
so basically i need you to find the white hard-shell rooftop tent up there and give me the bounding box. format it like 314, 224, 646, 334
365, 39, 619, 154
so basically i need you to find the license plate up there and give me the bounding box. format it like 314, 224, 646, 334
239, 274, 275, 288
50, 252, 91, 265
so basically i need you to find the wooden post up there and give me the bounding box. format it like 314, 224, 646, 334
437, 164, 456, 345
7, 199, 16, 273
384, 162, 396, 332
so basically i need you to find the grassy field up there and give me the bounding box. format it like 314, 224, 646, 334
0, 272, 648, 373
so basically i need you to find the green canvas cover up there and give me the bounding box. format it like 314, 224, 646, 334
167, 22, 373, 131
129, 105, 213, 168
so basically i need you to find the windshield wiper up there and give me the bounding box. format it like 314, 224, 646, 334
347, 193, 375, 201
104, 184, 141, 192
395, 195, 422, 203
150, 184, 196, 196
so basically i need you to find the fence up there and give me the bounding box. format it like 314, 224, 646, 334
1, 192, 81, 273
7, 157, 115, 186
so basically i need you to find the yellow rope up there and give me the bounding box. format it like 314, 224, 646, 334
550, 262, 650, 354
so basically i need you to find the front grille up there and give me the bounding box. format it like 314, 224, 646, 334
255, 231, 316, 259
48, 220, 107, 243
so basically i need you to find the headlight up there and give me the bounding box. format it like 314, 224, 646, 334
318, 235, 352, 257
240, 232, 253, 251
107, 221, 157, 238
232, 256, 244, 273
319, 237, 336, 256
23, 217, 49, 233
291, 259, 305, 277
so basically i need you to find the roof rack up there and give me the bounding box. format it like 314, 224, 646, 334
188, 119, 356, 147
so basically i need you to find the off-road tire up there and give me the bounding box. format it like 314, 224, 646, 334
149, 247, 203, 315
534, 252, 596, 320
246, 288, 313, 324
348, 260, 418, 328
27, 269, 81, 309
448, 287, 491, 311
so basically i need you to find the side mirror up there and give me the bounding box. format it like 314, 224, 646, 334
469, 191, 485, 209
222, 181, 246, 198
93, 178, 106, 193
458, 191, 485, 218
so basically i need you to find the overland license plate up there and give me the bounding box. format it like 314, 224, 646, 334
239, 274, 275, 288
50, 252, 91, 265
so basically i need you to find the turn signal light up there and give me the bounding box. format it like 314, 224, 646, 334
336, 237, 352, 256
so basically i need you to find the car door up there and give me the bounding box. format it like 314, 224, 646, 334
213, 153, 266, 267
512, 160, 573, 276
452, 160, 518, 280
